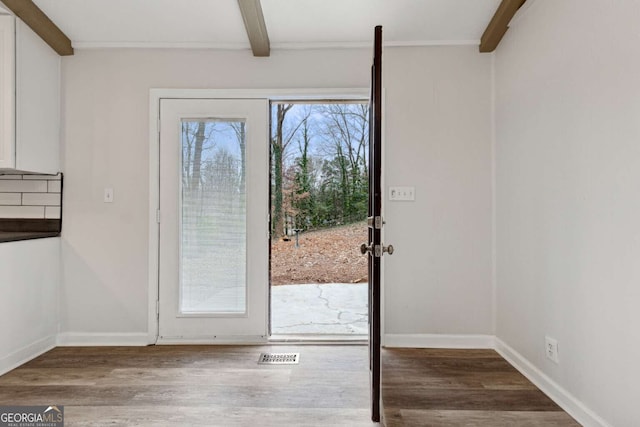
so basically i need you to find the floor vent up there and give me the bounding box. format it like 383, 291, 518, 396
258, 352, 300, 365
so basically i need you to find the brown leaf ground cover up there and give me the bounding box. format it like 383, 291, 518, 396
270, 221, 368, 286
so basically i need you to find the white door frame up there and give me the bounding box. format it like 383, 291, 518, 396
148, 88, 369, 344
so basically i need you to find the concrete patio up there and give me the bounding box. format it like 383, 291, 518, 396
271, 283, 368, 335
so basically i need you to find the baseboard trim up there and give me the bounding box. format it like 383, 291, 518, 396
383, 334, 495, 349
156, 335, 268, 345
0, 335, 56, 376
56, 333, 149, 346
495, 338, 611, 427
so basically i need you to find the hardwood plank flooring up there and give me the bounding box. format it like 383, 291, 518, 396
0, 345, 376, 427
381, 348, 581, 427
1, 346, 582, 426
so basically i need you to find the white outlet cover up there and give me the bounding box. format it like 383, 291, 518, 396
545, 336, 559, 363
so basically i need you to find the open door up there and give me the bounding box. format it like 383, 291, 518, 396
362, 25, 392, 422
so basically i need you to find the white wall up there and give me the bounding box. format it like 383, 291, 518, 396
60, 48, 369, 338
60, 46, 493, 341
495, 1, 640, 426
383, 47, 493, 341
0, 238, 59, 374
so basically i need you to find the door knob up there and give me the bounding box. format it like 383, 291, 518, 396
360, 243, 372, 255
360, 243, 394, 256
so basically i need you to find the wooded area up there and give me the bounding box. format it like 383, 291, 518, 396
180, 120, 247, 310
178, 102, 370, 242
271, 102, 369, 239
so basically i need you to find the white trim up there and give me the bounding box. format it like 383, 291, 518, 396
56, 333, 149, 346
73, 41, 251, 50
73, 40, 479, 51
383, 334, 495, 349
384, 40, 479, 47
495, 338, 612, 427
148, 93, 160, 345
156, 336, 268, 345
274, 40, 480, 50
490, 52, 497, 335
148, 88, 369, 344
0, 335, 56, 376
150, 88, 368, 102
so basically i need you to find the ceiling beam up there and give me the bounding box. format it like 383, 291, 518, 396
237, 0, 270, 57
0, 0, 73, 56
479, 0, 526, 53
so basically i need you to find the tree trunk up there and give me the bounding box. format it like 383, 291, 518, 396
236, 122, 246, 193
273, 140, 283, 237
272, 104, 295, 239
191, 122, 206, 193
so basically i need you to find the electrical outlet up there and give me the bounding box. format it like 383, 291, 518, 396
545, 336, 559, 364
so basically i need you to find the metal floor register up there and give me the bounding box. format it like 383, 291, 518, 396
258, 353, 300, 365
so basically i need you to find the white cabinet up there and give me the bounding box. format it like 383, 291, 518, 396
15, 18, 61, 174
0, 15, 14, 170
0, 16, 60, 174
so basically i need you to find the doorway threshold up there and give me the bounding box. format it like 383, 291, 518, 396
269, 334, 367, 345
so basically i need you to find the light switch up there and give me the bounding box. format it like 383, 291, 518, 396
104, 188, 114, 203
389, 186, 415, 201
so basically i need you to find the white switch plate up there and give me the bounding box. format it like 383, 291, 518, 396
389, 186, 415, 201
104, 188, 114, 203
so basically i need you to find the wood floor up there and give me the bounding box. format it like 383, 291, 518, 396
381, 348, 581, 426
0, 345, 376, 427
0, 346, 580, 426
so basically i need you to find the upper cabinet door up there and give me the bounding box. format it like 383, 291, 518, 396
0, 15, 15, 169
15, 18, 60, 174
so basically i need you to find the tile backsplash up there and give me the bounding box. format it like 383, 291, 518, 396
0, 174, 62, 219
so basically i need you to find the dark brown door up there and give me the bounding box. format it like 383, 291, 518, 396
367, 25, 384, 423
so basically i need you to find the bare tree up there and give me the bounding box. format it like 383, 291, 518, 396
271, 104, 310, 238
182, 121, 218, 194
317, 103, 369, 219
230, 122, 246, 193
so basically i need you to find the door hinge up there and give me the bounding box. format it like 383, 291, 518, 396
156, 300, 159, 315
156, 209, 161, 224
157, 117, 161, 134
367, 216, 384, 229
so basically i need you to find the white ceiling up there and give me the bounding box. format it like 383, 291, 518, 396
32, 0, 501, 50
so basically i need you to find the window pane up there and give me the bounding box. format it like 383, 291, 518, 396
180, 119, 246, 314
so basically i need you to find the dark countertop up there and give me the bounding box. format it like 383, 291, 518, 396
0, 231, 60, 243
0, 219, 61, 243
